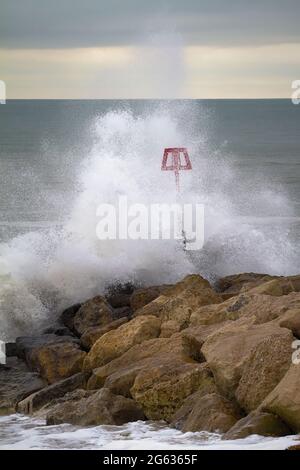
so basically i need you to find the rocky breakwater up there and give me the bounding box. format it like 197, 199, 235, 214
1, 273, 300, 440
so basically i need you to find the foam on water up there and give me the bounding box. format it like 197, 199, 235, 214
0, 103, 298, 340
0, 415, 297, 450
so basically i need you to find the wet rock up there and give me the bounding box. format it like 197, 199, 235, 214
0, 357, 46, 414
83, 315, 161, 370
80, 317, 128, 350
171, 391, 241, 433
60, 303, 82, 332
106, 282, 135, 308
235, 328, 293, 412
130, 362, 212, 421
16, 334, 79, 362
73, 296, 114, 336
216, 273, 276, 299
201, 319, 289, 398
46, 388, 145, 426
130, 285, 173, 312
134, 275, 222, 329
262, 364, 300, 432
223, 412, 291, 439
17, 372, 90, 415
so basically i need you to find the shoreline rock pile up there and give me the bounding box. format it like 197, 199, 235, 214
1, 272, 300, 441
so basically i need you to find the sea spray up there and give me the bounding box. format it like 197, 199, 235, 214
0, 102, 298, 341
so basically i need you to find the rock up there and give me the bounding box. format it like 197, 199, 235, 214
42, 325, 76, 337
80, 317, 128, 350
130, 285, 172, 312
279, 309, 300, 338
0, 357, 46, 414
201, 320, 290, 398
106, 282, 135, 308
235, 328, 293, 412
87, 333, 215, 421
191, 292, 300, 327
83, 315, 161, 370
112, 306, 132, 320
170, 375, 217, 429
46, 388, 145, 426
73, 296, 114, 336
16, 334, 79, 362
248, 278, 298, 297
223, 412, 291, 439
26, 341, 86, 384
60, 303, 82, 332
216, 273, 276, 299
287, 445, 300, 450
262, 364, 300, 432
130, 362, 212, 421
172, 392, 241, 433
160, 320, 181, 338
134, 275, 222, 329
17, 372, 90, 415
5, 342, 17, 357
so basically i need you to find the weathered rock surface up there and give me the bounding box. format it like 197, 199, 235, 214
16, 334, 79, 362
216, 273, 276, 299
191, 292, 300, 327
160, 320, 181, 338
83, 315, 161, 370
235, 328, 293, 412
130, 362, 212, 421
201, 320, 290, 398
262, 364, 300, 432
46, 388, 145, 426
0, 358, 45, 414
172, 392, 241, 433
17, 372, 89, 415
80, 317, 128, 350
279, 309, 300, 338
130, 285, 172, 312
134, 275, 222, 329
223, 412, 291, 439
73, 296, 114, 336
26, 341, 86, 384
60, 303, 82, 332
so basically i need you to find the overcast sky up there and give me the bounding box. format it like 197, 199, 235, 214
1, 0, 300, 98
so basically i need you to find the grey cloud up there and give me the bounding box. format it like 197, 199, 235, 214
1, 0, 300, 48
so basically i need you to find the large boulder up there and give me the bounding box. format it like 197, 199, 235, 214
26, 341, 86, 384
235, 328, 293, 412
216, 273, 277, 299
262, 364, 300, 432
134, 275, 222, 329
223, 412, 291, 439
73, 296, 114, 336
130, 362, 212, 421
191, 292, 300, 327
247, 276, 300, 297
279, 309, 300, 338
17, 372, 89, 415
87, 333, 215, 421
0, 358, 45, 414
83, 315, 161, 370
130, 285, 173, 312
171, 392, 241, 433
80, 317, 128, 350
46, 388, 145, 426
201, 319, 290, 398
16, 334, 79, 362
60, 303, 81, 332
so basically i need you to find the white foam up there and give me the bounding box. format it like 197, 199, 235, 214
0, 104, 298, 340
0, 415, 297, 450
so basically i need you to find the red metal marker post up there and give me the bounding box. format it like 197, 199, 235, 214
161, 148, 192, 192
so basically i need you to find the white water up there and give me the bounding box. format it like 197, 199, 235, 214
0, 415, 297, 450
0, 103, 298, 341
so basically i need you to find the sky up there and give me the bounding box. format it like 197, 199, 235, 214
1, 0, 300, 98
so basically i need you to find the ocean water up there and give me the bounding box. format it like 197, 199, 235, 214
0, 415, 297, 450
0, 100, 300, 449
